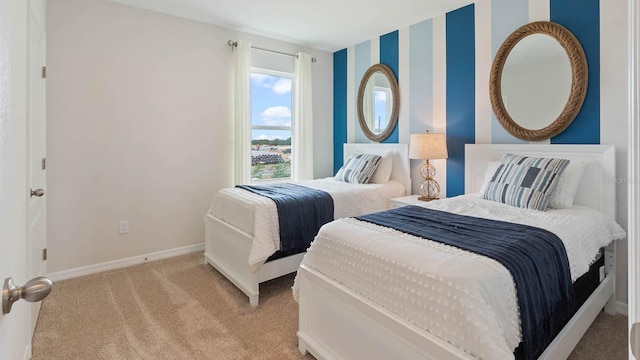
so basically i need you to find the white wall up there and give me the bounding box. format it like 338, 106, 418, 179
600, 0, 630, 306
46, 0, 333, 273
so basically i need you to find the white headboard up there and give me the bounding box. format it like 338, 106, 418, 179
465, 144, 616, 220
343, 143, 411, 195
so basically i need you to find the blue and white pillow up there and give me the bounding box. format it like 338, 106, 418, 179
335, 153, 382, 184
482, 154, 570, 211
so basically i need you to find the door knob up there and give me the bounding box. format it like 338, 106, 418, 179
30, 188, 45, 197
2, 277, 52, 314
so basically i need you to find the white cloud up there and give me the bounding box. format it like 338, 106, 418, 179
375, 91, 387, 102
251, 73, 270, 86
251, 73, 292, 95
261, 106, 291, 126
272, 78, 292, 94
262, 106, 291, 118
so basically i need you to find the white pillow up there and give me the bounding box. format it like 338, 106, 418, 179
548, 160, 585, 209
369, 151, 394, 184
478, 161, 500, 196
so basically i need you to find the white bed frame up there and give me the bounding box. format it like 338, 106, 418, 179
204, 143, 411, 306
297, 144, 618, 360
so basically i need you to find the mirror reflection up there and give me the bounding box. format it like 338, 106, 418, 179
362, 72, 392, 135
357, 64, 399, 142
500, 34, 571, 130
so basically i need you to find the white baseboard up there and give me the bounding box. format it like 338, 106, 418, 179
617, 301, 629, 316
47, 243, 204, 282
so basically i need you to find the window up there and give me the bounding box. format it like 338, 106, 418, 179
373, 86, 391, 135
250, 69, 294, 182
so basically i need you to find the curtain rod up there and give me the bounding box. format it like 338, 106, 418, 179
227, 40, 317, 63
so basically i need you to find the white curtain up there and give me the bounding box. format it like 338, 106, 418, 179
232, 40, 251, 185
293, 53, 314, 181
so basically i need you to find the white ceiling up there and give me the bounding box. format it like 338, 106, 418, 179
108, 0, 473, 52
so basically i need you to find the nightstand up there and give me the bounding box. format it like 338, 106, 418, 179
390, 195, 440, 209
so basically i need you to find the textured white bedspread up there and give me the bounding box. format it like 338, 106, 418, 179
293, 194, 625, 359
207, 178, 405, 269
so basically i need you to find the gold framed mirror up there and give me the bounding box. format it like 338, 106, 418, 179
489, 21, 588, 141
357, 64, 400, 142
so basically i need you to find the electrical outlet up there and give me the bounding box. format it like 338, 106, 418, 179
119, 220, 129, 234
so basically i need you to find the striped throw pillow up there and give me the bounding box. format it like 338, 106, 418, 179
482, 154, 570, 211
335, 153, 382, 184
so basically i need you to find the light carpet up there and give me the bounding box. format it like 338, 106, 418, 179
32, 252, 628, 360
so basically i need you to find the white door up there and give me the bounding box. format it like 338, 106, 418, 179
26, 0, 47, 335
631, 1, 640, 359
0, 0, 32, 359
0, 0, 47, 359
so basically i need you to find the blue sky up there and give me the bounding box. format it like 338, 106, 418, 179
251, 73, 292, 141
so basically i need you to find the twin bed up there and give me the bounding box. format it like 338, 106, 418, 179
294, 143, 624, 360
205, 143, 624, 359
204, 143, 411, 306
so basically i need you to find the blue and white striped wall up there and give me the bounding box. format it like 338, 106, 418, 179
333, 0, 622, 198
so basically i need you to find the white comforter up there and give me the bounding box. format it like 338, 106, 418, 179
208, 178, 405, 269
293, 194, 625, 359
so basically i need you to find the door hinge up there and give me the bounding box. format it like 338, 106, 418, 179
42, 248, 47, 261
41, 157, 46, 170
41, 66, 46, 79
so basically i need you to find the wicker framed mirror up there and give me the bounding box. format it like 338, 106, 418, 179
357, 64, 400, 142
489, 21, 588, 141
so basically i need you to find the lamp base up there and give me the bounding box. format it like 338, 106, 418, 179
419, 161, 441, 201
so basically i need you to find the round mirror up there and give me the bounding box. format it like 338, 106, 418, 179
490, 21, 588, 141
357, 64, 399, 142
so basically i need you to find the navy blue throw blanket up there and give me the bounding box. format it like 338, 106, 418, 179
356, 205, 574, 360
236, 183, 334, 253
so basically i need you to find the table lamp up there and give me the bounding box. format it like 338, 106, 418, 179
409, 130, 448, 201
